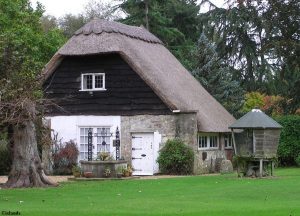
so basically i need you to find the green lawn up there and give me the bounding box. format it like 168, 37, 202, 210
1, 168, 300, 216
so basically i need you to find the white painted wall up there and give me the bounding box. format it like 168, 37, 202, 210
47, 115, 161, 175
46, 115, 121, 160
153, 131, 162, 174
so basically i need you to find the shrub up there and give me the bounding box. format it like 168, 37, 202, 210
52, 140, 79, 175
157, 139, 194, 175
276, 115, 300, 166
241, 92, 265, 113
98, 152, 113, 161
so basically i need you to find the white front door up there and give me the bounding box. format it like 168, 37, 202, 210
132, 133, 154, 175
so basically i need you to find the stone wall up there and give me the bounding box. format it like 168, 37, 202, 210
120, 113, 232, 175
120, 112, 198, 172
194, 134, 228, 174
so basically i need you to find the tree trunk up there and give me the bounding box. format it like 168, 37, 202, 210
5, 121, 57, 188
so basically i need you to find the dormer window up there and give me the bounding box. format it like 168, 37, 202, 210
81, 73, 106, 91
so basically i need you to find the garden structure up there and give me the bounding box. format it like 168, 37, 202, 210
229, 109, 282, 177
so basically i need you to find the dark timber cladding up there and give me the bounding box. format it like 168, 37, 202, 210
43, 54, 172, 115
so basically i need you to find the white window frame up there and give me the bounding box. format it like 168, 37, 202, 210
224, 134, 233, 149
198, 133, 219, 150
80, 73, 106, 91
78, 126, 112, 161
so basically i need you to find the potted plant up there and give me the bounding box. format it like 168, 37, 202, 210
122, 167, 130, 177
127, 165, 133, 176
103, 166, 111, 178
72, 165, 81, 178
84, 172, 94, 178
98, 152, 110, 161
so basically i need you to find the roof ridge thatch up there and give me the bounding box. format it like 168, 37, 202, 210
74, 18, 163, 44
42, 19, 236, 132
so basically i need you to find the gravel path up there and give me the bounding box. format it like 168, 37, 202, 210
0, 176, 72, 184
0, 174, 192, 184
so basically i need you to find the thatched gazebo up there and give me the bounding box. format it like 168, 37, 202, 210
229, 109, 282, 177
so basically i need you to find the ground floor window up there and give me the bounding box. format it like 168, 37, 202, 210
198, 133, 219, 150
224, 134, 233, 149
79, 127, 111, 160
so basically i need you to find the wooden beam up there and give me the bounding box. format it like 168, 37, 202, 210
231, 129, 237, 155
259, 159, 263, 177
271, 160, 274, 176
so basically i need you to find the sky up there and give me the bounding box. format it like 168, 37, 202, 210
30, 0, 225, 18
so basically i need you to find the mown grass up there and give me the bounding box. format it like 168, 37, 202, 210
0, 168, 299, 216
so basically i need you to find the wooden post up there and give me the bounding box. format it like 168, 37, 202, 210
231, 129, 237, 155
231, 129, 239, 176
271, 160, 274, 176
259, 159, 263, 177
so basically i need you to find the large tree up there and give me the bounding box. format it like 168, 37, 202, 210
199, 0, 300, 112
117, 0, 200, 70
191, 33, 244, 116
58, 0, 121, 38
0, 0, 65, 188
58, 13, 86, 38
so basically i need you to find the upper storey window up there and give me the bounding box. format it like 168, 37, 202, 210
81, 73, 106, 91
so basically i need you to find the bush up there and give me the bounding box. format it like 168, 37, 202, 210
276, 115, 300, 166
157, 139, 194, 175
52, 140, 79, 175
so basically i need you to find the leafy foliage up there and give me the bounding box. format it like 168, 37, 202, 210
241, 92, 265, 113
58, 14, 86, 38
157, 139, 194, 175
52, 140, 79, 175
276, 115, 300, 166
58, 0, 120, 38
199, 0, 300, 113
84, 0, 120, 21
0, 0, 66, 124
242, 91, 286, 116
262, 95, 285, 116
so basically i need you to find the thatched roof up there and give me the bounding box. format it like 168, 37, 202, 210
229, 109, 282, 129
74, 18, 162, 44
42, 18, 235, 132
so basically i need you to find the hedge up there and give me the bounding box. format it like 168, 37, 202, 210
276, 115, 300, 166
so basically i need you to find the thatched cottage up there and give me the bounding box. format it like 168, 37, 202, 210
42, 18, 235, 175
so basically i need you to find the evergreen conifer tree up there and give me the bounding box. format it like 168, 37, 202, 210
192, 33, 244, 116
